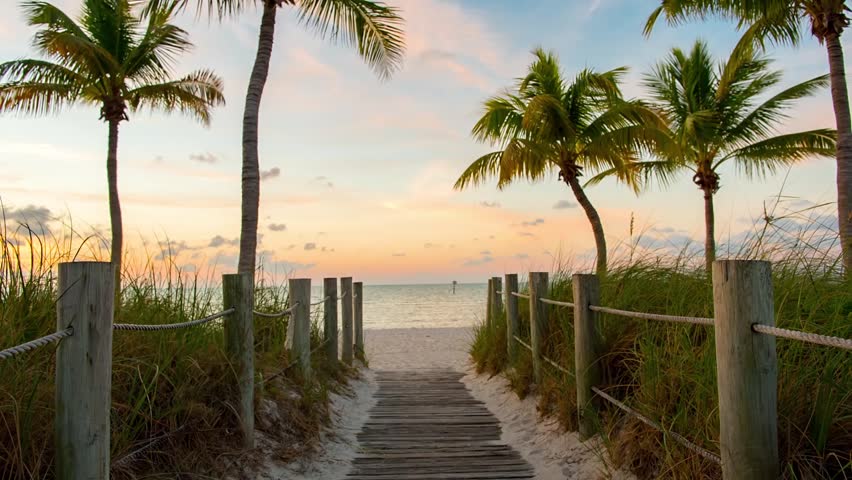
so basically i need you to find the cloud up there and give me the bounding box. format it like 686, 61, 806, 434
260, 167, 281, 181
553, 200, 576, 210
156, 240, 200, 260
313, 176, 334, 188
480, 201, 501, 208
519, 232, 536, 237
463, 255, 494, 267
424, 242, 440, 248
480, 250, 492, 255
4, 204, 54, 226
304, 242, 316, 251
521, 218, 545, 227
392, 252, 406, 257
514, 253, 529, 259
208, 235, 239, 248
287, 244, 296, 250
190, 152, 218, 164
268, 223, 287, 232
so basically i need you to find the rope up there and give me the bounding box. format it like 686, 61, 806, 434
589, 305, 714, 327
114, 309, 234, 332
511, 292, 531, 300
540, 298, 574, 308
513, 335, 533, 352
542, 355, 573, 377
591, 386, 721, 465
752, 324, 852, 351
265, 337, 333, 383
254, 303, 299, 319
0, 328, 74, 361
310, 296, 331, 307
495, 290, 504, 295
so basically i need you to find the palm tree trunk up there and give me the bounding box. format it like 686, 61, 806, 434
565, 176, 607, 276
703, 187, 716, 273
825, 33, 852, 275
107, 118, 123, 301
238, 1, 277, 276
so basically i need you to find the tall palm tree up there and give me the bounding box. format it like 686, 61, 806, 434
164, 0, 404, 277
643, 40, 836, 271
454, 49, 667, 276
645, 0, 852, 273
0, 0, 225, 293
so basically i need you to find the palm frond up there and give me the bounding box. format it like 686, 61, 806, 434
471, 94, 526, 144
522, 94, 573, 142
127, 69, 225, 124
720, 129, 837, 178
0, 59, 88, 86
454, 151, 504, 190
297, 0, 405, 80
0, 82, 87, 116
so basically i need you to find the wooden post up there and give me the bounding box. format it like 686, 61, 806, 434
323, 277, 338, 362
573, 273, 601, 440
486, 278, 493, 328
528, 272, 549, 384
354, 282, 364, 360
491, 276, 503, 324
712, 260, 778, 479
55, 262, 114, 480
223, 273, 254, 449
289, 278, 312, 377
504, 274, 519, 363
341, 277, 354, 365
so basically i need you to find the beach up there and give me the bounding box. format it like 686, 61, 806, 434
262, 327, 630, 480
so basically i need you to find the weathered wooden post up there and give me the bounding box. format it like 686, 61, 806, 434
486, 278, 494, 328
223, 273, 254, 448
289, 278, 312, 377
491, 276, 503, 324
528, 272, 549, 384
504, 273, 520, 363
354, 282, 364, 360
323, 277, 338, 362
341, 277, 354, 364
712, 260, 778, 479
55, 262, 114, 480
573, 273, 601, 440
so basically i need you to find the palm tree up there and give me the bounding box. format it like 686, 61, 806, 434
643, 40, 836, 271
163, 0, 405, 277
645, 0, 852, 273
0, 0, 225, 293
454, 49, 667, 276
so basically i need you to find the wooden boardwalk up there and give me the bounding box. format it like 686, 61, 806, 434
346, 369, 534, 479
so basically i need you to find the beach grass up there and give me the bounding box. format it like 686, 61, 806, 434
0, 220, 349, 479
470, 207, 852, 479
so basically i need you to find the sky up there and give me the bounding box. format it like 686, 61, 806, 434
0, 0, 844, 284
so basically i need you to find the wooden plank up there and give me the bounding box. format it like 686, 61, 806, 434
223, 272, 254, 448
528, 272, 548, 384
573, 273, 601, 440
341, 277, 354, 364
347, 369, 533, 479
323, 277, 338, 361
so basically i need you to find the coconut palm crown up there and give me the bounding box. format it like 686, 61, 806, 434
455, 48, 667, 275
645, 0, 852, 274
0, 0, 225, 293
642, 40, 835, 271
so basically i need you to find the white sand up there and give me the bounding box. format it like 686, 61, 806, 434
260, 327, 629, 479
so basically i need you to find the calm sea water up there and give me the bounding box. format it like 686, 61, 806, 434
309, 283, 487, 329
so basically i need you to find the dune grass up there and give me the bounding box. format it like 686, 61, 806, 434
0, 220, 351, 479
470, 207, 852, 479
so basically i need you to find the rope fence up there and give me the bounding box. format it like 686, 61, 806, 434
540, 298, 574, 308
0, 328, 74, 361
254, 303, 298, 319
591, 386, 722, 465
752, 324, 852, 351
589, 305, 714, 327
511, 292, 530, 300
310, 296, 331, 307
542, 355, 573, 377
514, 335, 533, 352
114, 309, 234, 332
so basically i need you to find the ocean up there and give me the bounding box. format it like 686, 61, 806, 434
309, 283, 487, 329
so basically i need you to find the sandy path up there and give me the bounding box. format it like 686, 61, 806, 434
261, 327, 627, 479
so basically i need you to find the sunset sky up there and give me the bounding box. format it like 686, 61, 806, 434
0, 0, 843, 284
